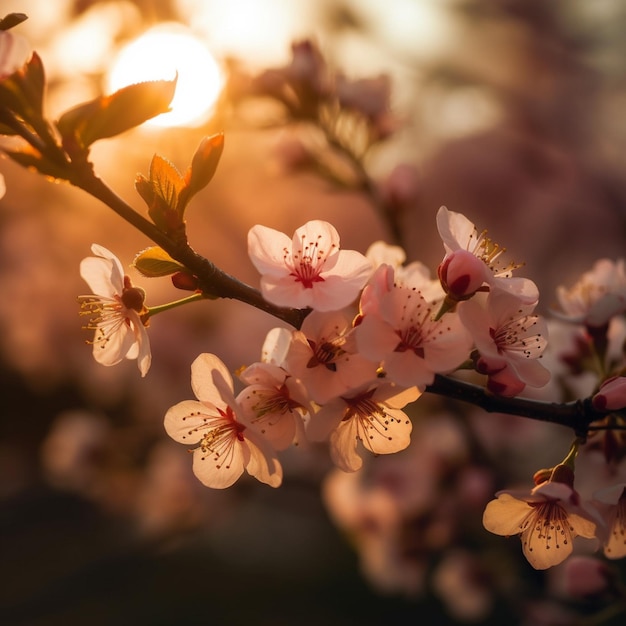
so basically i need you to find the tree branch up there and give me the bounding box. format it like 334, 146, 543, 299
425, 374, 604, 437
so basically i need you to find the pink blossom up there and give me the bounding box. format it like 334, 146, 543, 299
307, 381, 419, 472
483, 471, 601, 569
236, 361, 311, 450
281, 309, 379, 404
592, 376, 626, 411
436, 206, 538, 303
164, 353, 282, 489
355, 277, 473, 389
458, 289, 550, 396
78, 244, 151, 376
555, 258, 626, 327
248, 220, 372, 311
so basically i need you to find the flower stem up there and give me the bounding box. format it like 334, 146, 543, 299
147, 293, 205, 317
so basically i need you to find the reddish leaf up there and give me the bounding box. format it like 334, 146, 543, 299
178, 133, 224, 212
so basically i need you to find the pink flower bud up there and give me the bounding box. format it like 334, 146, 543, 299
438, 250, 487, 300
592, 376, 626, 410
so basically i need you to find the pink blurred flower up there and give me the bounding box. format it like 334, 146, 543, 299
0, 29, 31, 78
164, 353, 282, 489
248, 220, 371, 311
307, 381, 419, 472
78, 244, 151, 376
557, 556, 616, 599
555, 258, 626, 327
593, 483, 626, 559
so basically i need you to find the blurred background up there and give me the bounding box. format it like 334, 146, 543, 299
2, 0, 626, 624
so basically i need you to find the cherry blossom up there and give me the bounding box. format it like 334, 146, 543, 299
164, 353, 282, 489
78, 244, 151, 376
458, 289, 550, 396
555, 258, 626, 327
593, 483, 626, 559
248, 220, 371, 311
236, 361, 311, 450
280, 309, 379, 404
307, 381, 419, 472
436, 206, 538, 303
482, 469, 601, 569
355, 274, 473, 389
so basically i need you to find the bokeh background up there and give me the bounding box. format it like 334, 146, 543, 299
2, 1, 626, 624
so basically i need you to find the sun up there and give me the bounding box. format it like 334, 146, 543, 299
107, 23, 223, 128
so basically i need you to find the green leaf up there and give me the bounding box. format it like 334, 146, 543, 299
57, 78, 177, 152
0, 13, 28, 31
150, 155, 185, 211
133, 247, 185, 278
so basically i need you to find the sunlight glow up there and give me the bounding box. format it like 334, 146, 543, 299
107, 23, 223, 128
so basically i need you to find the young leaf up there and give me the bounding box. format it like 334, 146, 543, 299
150, 154, 185, 211
177, 133, 224, 214
0, 13, 28, 31
57, 78, 177, 152
133, 246, 185, 278
0, 52, 44, 120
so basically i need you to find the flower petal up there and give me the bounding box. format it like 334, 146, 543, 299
163, 399, 217, 444
192, 442, 245, 489
190, 353, 236, 405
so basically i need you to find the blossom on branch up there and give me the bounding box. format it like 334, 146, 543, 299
279, 309, 379, 404
164, 353, 282, 489
307, 381, 419, 472
482, 467, 601, 569
458, 289, 550, 396
236, 361, 311, 450
436, 206, 538, 303
355, 267, 472, 389
78, 244, 151, 376
248, 219, 371, 311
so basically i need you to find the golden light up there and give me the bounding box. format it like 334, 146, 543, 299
107, 23, 223, 128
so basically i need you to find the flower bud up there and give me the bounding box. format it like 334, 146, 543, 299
592, 376, 626, 411
438, 250, 487, 300
171, 271, 199, 291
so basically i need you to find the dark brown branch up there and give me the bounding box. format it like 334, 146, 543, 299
426, 374, 605, 436
71, 172, 310, 330
70, 166, 610, 434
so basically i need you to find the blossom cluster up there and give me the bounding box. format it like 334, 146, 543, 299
77, 202, 626, 573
